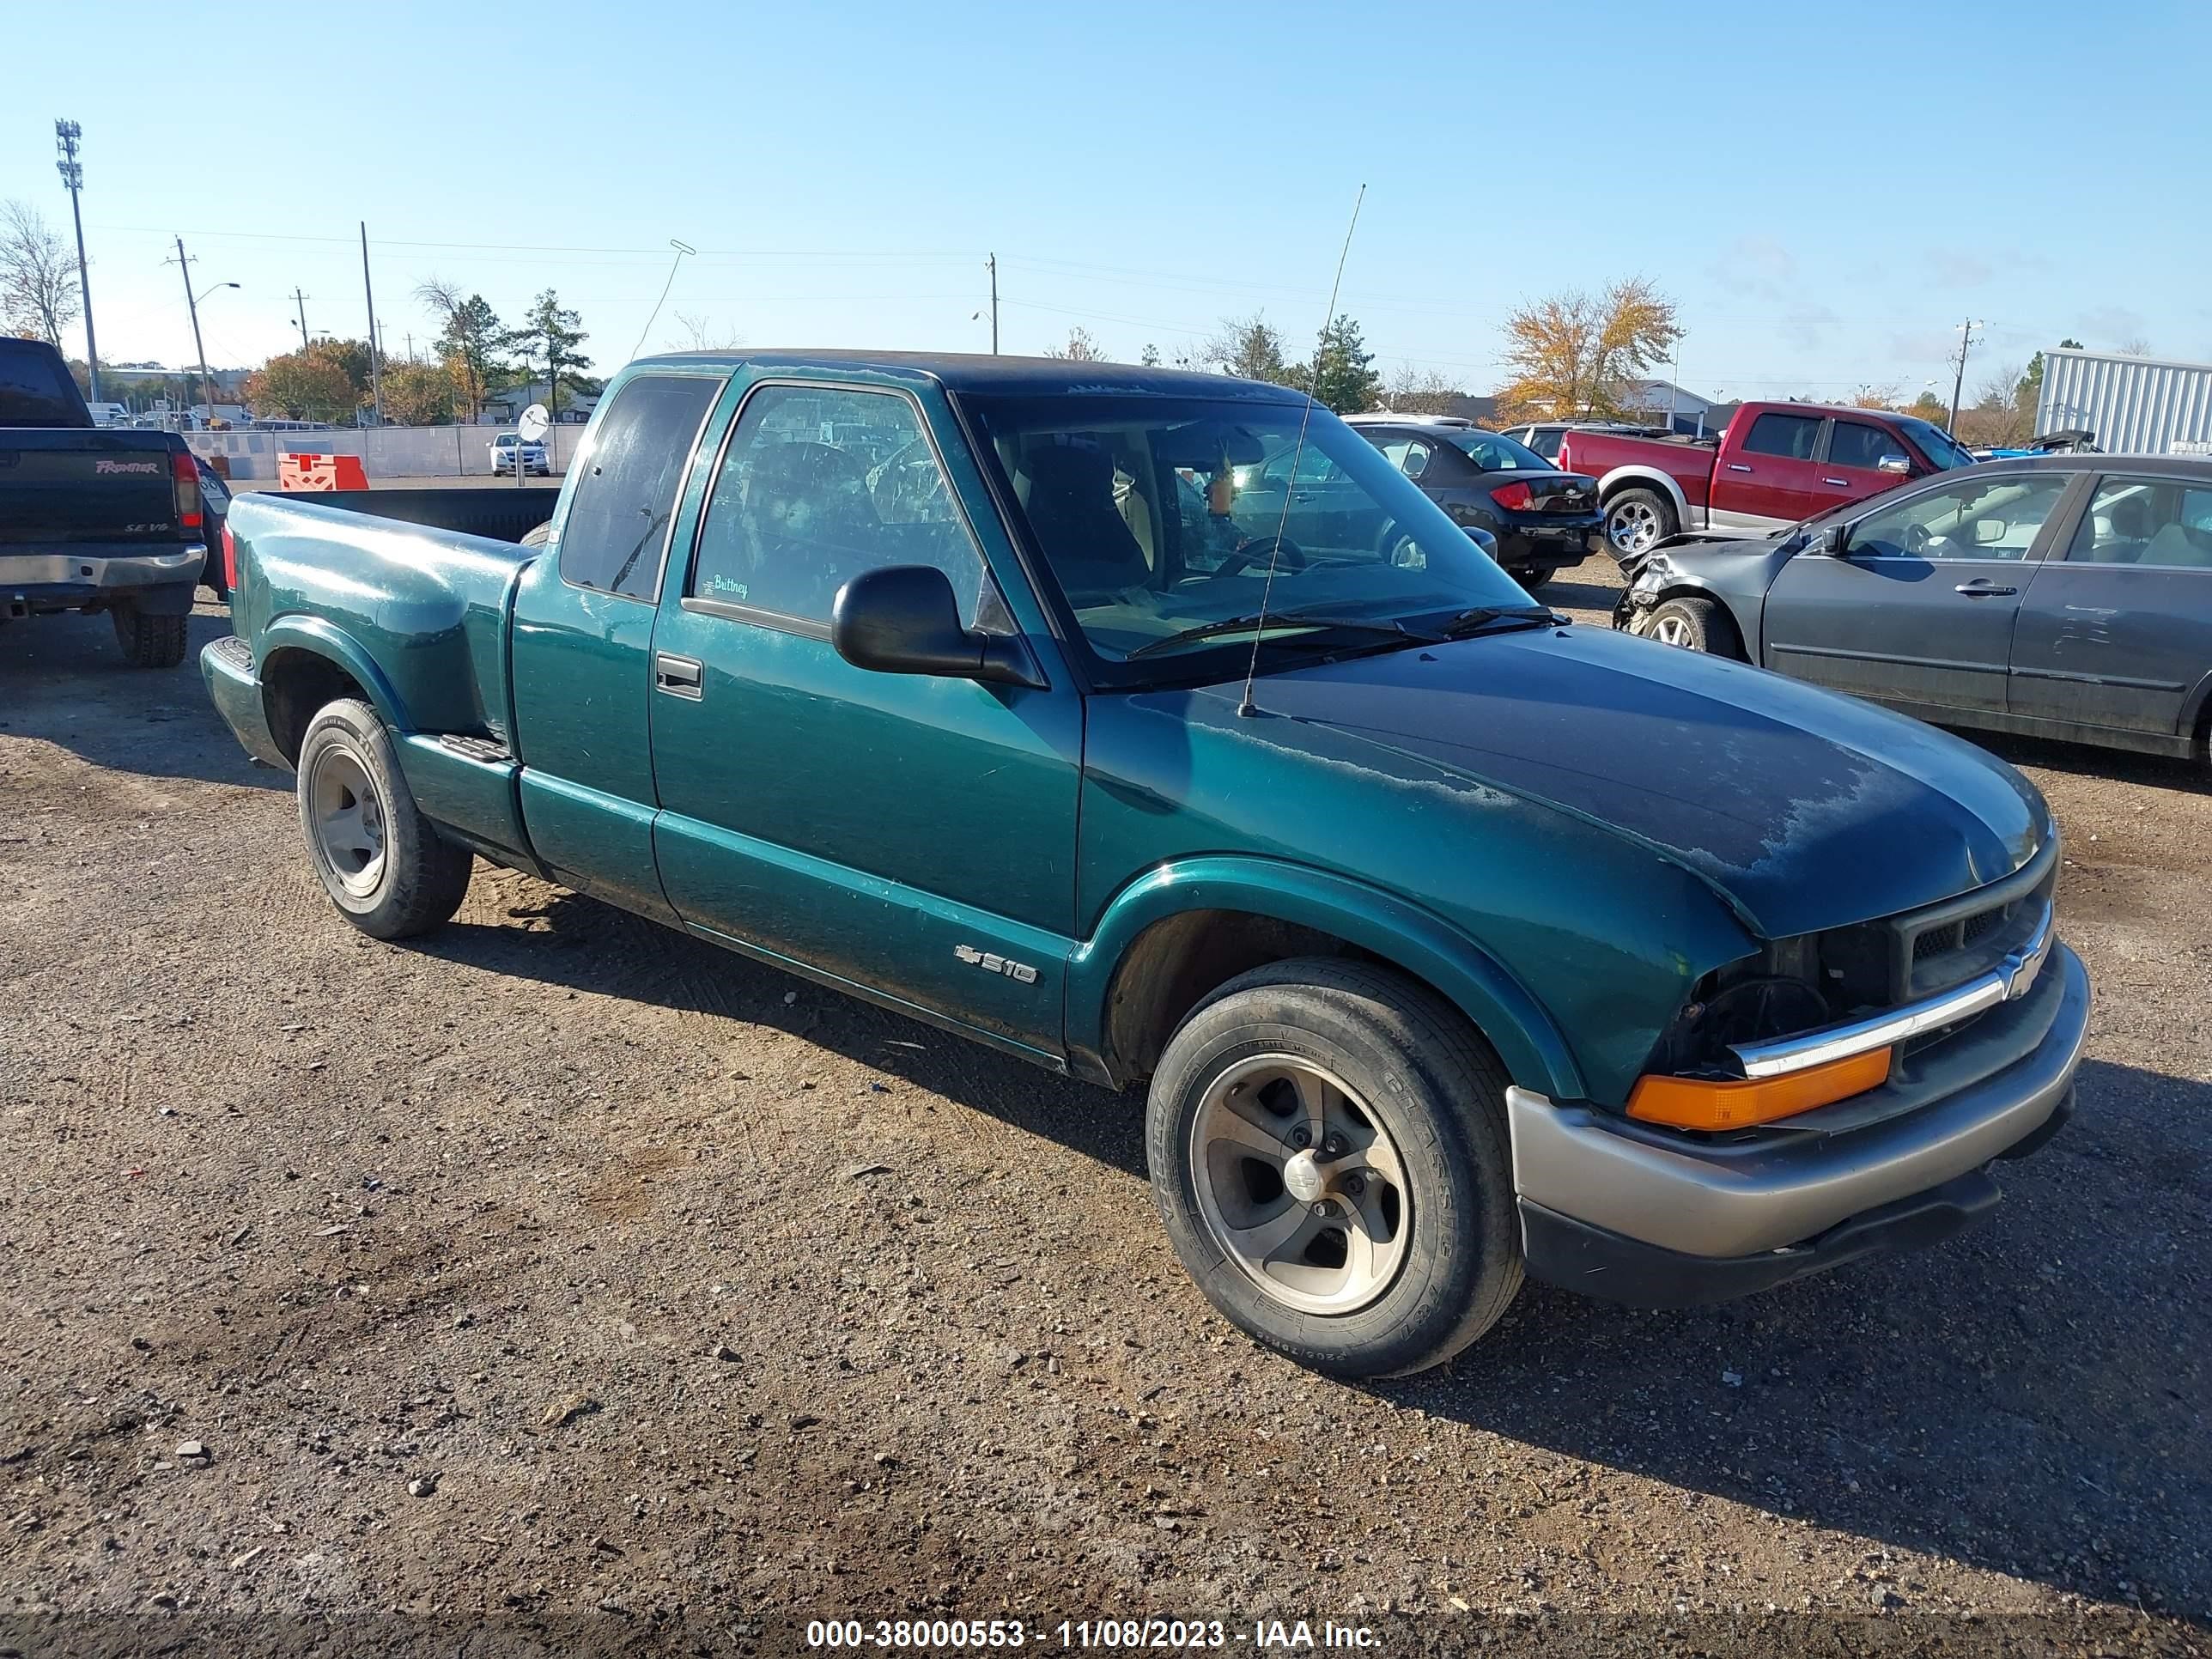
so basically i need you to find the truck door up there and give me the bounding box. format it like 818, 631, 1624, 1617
2008, 472, 2212, 738
1762, 471, 2072, 714
1712, 410, 1826, 532
1813, 416, 1914, 516
506, 369, 727, 921
647, 376, 1081, 1061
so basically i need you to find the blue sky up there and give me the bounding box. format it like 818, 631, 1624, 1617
7, 0, 2209, 402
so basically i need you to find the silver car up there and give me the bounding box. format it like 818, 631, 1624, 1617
489, 433, 550, 476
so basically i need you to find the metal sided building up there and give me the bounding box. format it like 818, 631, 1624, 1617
2038, 348, 2212, 456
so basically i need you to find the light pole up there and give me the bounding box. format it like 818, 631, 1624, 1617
185, 274, 238, 422
55, 119, 99, 400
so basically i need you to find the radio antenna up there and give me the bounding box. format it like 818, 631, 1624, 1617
1238, 182, 1366, 720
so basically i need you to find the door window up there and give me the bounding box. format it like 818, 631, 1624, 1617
1741, 412, 1821, 460
690, 384, 989, 624
1828, 421, 1905, 471
1377, 436, 1433, 479
557, 374, 722, 599
2066, 478, 2212, 568
1848, 474, 2069, 562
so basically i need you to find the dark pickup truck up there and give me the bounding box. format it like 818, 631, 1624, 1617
1, 337, 210, 665
204, 351, 2087, 1379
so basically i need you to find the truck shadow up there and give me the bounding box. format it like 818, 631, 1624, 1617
416, 888, 2207, 1617
0, 606, 285, 792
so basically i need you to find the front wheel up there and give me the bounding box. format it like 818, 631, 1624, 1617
1146, 959, 1522, 1379
1644, 595, 1739, 656
1604, 487, 1677, 559
295, 699, 473, 939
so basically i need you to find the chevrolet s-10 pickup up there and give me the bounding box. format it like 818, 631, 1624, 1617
204, 352, 2087, 1377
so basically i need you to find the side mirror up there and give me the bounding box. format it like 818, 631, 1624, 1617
830, 565, 1039, 688
1877, 453, 1911, 476
1821, 522, 1852, 556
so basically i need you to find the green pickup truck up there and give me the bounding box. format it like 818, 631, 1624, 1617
204, 353, 2087, 1378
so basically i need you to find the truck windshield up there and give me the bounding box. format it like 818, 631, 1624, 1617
963, 393, 1531, 678
1896, 416, 1973, 471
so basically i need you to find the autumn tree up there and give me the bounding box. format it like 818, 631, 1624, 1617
0, 200, 81, 348
1302, 314, 1382, 413
507, 289, 592, 419
1042, 325, 1107, 362
1203, 313, 1291, 383
1495, 278, 1682, 422
244, 340, 372, 422
379, 359, 455, 427
416, 277, 508, 421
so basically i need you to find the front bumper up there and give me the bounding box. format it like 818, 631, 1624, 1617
2, 544, 207, 617
1509, 940, 2089, 1304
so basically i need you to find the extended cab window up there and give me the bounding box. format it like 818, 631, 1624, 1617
558, 374, 721, 599
690, 385, 988, 624
1828, 421, 1903, 471
1741, 412, 1820, 460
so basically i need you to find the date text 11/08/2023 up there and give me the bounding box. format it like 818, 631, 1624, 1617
805, 1618, 1379, 1650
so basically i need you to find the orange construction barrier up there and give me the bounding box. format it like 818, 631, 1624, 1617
280, 453, 370, 491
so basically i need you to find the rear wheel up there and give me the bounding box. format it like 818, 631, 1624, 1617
1146, 958, 1522, 1379
1604, 487, 1677, 559
110, 604, 188, 668
296, 699, 473, 939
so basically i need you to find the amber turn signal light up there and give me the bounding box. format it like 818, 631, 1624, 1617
1626, 1046, 1892, 1131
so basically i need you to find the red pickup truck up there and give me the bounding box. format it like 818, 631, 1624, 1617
1561, 401, 1976, 560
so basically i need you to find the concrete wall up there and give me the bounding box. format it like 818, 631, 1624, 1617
185, 422, 590, 481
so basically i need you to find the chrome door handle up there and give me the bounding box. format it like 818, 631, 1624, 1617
1724, 463, 1753, 473
1821, 477, 1849, 487
1954, 580, 2017, 597
654, 653, 704, 699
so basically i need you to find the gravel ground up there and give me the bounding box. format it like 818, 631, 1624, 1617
1, 560, 2205, 1656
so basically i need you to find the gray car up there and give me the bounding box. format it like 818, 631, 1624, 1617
1614, 454, 2212, 763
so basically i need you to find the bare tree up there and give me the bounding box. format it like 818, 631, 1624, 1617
2119, 337, 2154, 357
1382, 362, 1466, 416
1042, 325, 1107, 362
1, 200, 82, 348
670, 310, 744, 351
1850, 381, 1902, 410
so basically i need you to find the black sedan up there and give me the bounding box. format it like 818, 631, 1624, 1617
1345, 415, 1603, 586
1613, 453, 2212, 763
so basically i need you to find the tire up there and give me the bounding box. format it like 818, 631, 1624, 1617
110, 604, 189, 668
1603, 487, 1677, 559
1643, 595, 1739, 657
520, 521, 553, 549
1145, 957, 1522, 1379
295, 698, 473, 940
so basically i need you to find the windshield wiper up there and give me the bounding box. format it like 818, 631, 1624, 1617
1125, 611, 1440, 660
1440, 604, 1565, 638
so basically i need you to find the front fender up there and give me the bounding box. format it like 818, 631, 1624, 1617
1066, 855, 1583, 1101
258, 614, 411, 731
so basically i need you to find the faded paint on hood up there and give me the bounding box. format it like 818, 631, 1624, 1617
1218, 624, 2047, 939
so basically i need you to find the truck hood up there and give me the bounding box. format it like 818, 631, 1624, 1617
1213, 625, 2048, 939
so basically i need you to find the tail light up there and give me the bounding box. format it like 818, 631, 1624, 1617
1490, 480, 1534, 512
221, 522, 238, 592
172, 450, 202, 532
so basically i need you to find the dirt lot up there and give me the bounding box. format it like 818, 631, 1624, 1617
1, 560, 2206, 1656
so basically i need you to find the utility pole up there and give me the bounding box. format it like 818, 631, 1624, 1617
172, 237, 212, 421
359, 222, 383, 426
988, 252, 999, 355
54, 119, 99, 400
1948, 318, 1984, 434
292, 289, 311, 343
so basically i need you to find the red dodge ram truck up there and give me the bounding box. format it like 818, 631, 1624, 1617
1563, 401, 1976, 560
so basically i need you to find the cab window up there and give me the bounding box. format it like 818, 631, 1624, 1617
2067, 478, 2212, 568
1827, 421, 1902, 471
1741, 411, 1821, 460
558, 374, 722, 599
690, 384, 990, 625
